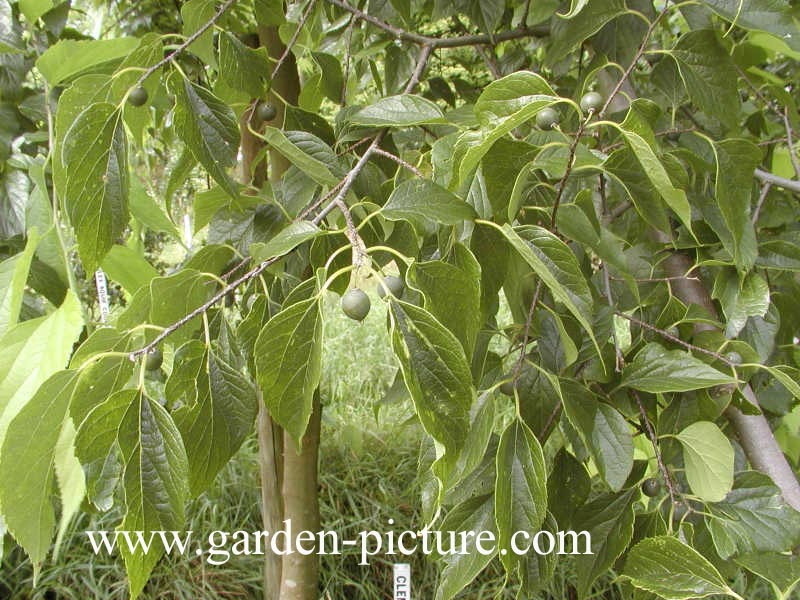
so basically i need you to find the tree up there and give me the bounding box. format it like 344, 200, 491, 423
1, 0, 800, 598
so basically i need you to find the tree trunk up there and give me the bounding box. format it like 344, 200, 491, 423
255, 24, 323, 600
279, 393, 322, 600
662, 252, 800, 509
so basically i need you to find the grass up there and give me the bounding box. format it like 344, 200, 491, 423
0, 293, 784, 599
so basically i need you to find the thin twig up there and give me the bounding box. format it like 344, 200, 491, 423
615, 311, 735, 366
539, 401, 562, 443
372, 147, 423, 177
512, 280, 543, 381
326, 0, 547, 48
783, 106, 800, 180
752, 182, 772, 224
550, 114, 592, 228
340, 15, 356, 104
599, 1, 670, 118
632, 389, 678, 506
271, 0, 317, 80
137, 0, 236, 85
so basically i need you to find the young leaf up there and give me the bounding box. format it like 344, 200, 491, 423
624, 536, 740, 599
61, 102, 129, 272
676, 421, 734, 503
254, 296, 323, 447
0, 292, 83, 450
0, 228, 39, 336
0, 370, 79, 578
621, 343, 736, 393
249, 221, 322, 263
35, 38, 139, 85
495, 418, 547, 572
259, 127, 338, 186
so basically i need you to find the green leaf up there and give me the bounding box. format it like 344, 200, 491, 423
547, 449, 591, 528
383, 179, 476, 225
250, 222, 322, 263
129, 177, 181, 240
458, 72, 557, 186
0, 292, 83, 452
218, 32, 270, 97
181, 0, 216, 66
621, 342, 736, 393
624, 536, 738, 599
254, 0, 284, 26
493, 223, 599, 357
170, 75, 240, 198
703, 0, 800, 51
0, 370, 78, 577
560, 380, 633, 491
36, 38, 139, 85
603, 148, 671, 233
149, 270, 218, 343
409, 243, 482, 356
435, 494, 497, 600
611, 120, 692, 234
389, 299, 472, 477
349, 95, 446, 127
713, 270, 770, 337
19, 0, 63, 23
495, 419, 547, 572
547, 0, 628, 66
676, 421, 734, 503
710, 139, 760, 271
0, 229, 39, 336
707, 471, 800, 559
174, 323, 257, 495
259, 127, 338, 186
574, 489, 637, 598
254, 297, 323, 447
100, 245, 159, 293
61, 102, 128, 272
671, 31, 740, 128
736, 552, 800, 600
469, 0, 503, 34
118, 392, 188, 600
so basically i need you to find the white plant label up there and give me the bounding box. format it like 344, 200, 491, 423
95, 268, 109, 323
393, 563, 411, 600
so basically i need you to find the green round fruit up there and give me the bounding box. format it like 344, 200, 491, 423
642, 477, 661, 497
666, 130, 681, 142
128, 86, 149, 107
580, 91, 603, 113
535, 107, 559, 130
256, 101, 277, 123
145, 348, 163, 371
725, 351, 743, 365
341, 289, 371, 321
377, 275, 404, 299
499, 379, 515, 396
